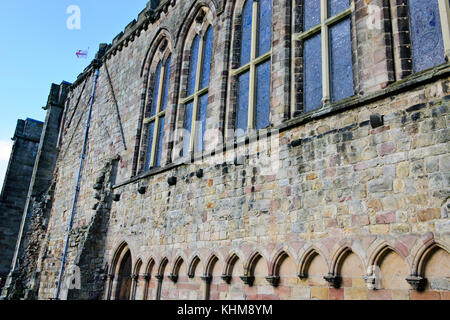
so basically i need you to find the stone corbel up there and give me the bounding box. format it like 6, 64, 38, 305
324, 274, 342, 289
240, 275, 255, 287
406, 276, 427, 292
168, 274, 178, 283
143, 274, 151, 282
221, 274, 232, 284
201, 275, 212, 284
364, 274, 379, 290
265, 276, 280, 287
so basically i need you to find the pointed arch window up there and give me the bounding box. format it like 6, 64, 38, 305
232, 0, 272, 136
295, 0, 354, 112
180, 11, 214, 157
144, 54, 171, 169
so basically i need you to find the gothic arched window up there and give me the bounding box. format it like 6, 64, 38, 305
232, 0, 272, 136
180, 8, 214, 156
295, 0, 354, 112
144, 45, 171, 170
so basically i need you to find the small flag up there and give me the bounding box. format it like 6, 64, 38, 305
76, 49, 88, 59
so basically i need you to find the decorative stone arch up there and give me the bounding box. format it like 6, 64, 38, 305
204, 254, 220, 276
268, 246, 298, 276
130, 258, 143, 300
366, 240, 412, 291
169, 255, 186, 283
108, 241, 133, 300
188, 255, 202, 279
329, 244, 365, 276
243, 250, 270, 275
297, 245, 330, 279
367, 241, 411, 274
175, 0, 219, 48
222, 251, 244, 284
410, 238, 450, 276
142, 257, 156, 300
141, 28, 175, 77
155, 257, 169, 300
407, 238, 450, 291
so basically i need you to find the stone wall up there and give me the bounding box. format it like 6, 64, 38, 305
10, 0, 450, 300
0, 118, 42, 286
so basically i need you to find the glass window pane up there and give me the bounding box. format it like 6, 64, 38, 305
304, 33, 322, 112
330, 18, 354, 102
409, 0, 445, 73
145, 121, 155, 169
183, 101, 194, 156
255, 60, 271, 130
236, 72, 250, 136
201, 27, 213, 89
303, 0, 321, 31
161, 56, 171, 111
257, 0, 272, 56
150, 62, 162, 117
329, 0, 349, 17
188, 35, 200, 96
195, 94, 209, 152
240, 0, 253, 66
155, 116, 165, 167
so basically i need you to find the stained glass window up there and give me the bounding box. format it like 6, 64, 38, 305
303, 0, 321, 30
233, 0, 272, 134
236, 72, 250, 135
409, 0, 446, 73
201, 26, 213, 89
240, 0, 253, 67
304, 34, 322, 111
255, 60, 271, 130
188, 36, 200, 96
144, 53, 171, 169
330, 18, 354, 102
298, 0, 354, 112
180, 9, 214, 156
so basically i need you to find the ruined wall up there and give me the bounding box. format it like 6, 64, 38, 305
26, 0, 450, 300
0, 119, 42, 286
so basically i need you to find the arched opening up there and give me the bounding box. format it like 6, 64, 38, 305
379, 249, 409, 291
115, 250, 132, 300
423, 247, 450, 293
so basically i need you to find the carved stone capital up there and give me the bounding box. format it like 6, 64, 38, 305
155, 274, 164, 282
265, 276, 280, 287
221, 275, 232, 284
107, 274, 115, 281
364, 274, 378, 290
406, 276, 427, 291
240, 275, 255, 286
298, 273, 307, 280
131, 274, 138, 281
168, 274, 178, 283
143, 274, 151, 282
201, 275, 212, 284
324, 274, 342, 289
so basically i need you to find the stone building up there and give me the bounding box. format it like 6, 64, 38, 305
0, 119, 43, 287
2, 0, 450, 300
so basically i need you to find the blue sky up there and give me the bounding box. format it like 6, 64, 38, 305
0, 0, 149, 186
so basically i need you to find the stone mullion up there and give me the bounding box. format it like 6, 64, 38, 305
149, 64, 166, 168
248, 0, 259, 130
189, 33, 206, 154
321, 0, 331, 105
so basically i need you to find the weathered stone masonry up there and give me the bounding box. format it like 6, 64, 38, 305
3, 0, 450, 300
